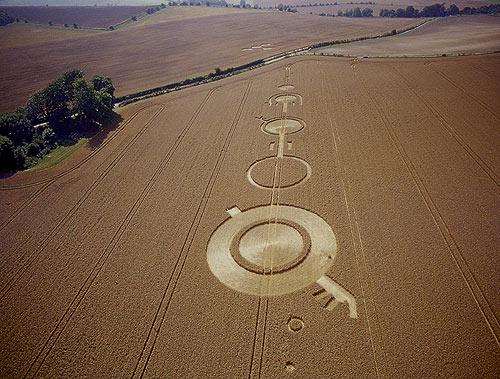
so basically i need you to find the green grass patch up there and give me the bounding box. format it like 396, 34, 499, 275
27, 138, 88, 172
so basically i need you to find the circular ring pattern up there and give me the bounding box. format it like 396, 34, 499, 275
247, 156, 312, 190
207, 205, 337, 296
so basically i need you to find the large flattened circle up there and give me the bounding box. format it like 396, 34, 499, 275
247, 156, 311, 190
262, 118, 305, 135
206, 205, 337, 296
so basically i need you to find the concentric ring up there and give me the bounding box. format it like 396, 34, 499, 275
207, 205, 337, 296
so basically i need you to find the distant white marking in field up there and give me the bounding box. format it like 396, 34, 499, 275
241, 43, 273, 52
269, 141, 275, 151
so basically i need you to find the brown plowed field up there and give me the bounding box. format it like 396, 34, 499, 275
0, 11, 418, 112
1, 54, 499, 378
0, 6, 148, 27
316, 15, 500, 57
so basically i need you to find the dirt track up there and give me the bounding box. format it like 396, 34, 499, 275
0, 11, 418, 112
1, 54, 499, 377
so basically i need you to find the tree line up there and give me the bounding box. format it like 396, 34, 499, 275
0, 70, 115, 172
379, 3, 500, 17
308, 2, 499, 17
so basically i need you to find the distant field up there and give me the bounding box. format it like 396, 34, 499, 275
0, 22, 97, 48
0, 6, 149, 28
0, 10, 419, 112
255, 0, 492, 8
315, 15, 500, 56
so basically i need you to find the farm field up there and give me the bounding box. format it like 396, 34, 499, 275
0, 6, 148, 28
255, 0, 492, 9
0, 54, 499, 377
315, 15, 500, 57
0, 11, 419, 112
0, 22, 97, 48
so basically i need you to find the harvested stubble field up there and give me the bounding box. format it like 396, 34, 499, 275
0, 6, 148, 28
0, 53, 499, 378
0, 10, 419, 112
316, 15, 500, 56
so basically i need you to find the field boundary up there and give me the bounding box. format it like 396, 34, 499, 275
114, 19, 431, 107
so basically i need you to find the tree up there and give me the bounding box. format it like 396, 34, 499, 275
405, 5, 416, 17
25, 90, 47, 125
461, 6, 472, 14
73, 78, 100, 126
48, 21, 53, 26
277, 3, 284, 11
44, 79, 71, 126
74, 77, 114, 127
420, 3, 446, 17
396, 8, 406, 17
361, 7, 373, 16
92, 75, 115, 97
447, 4, 459, 15
0, 108, 32, 145
132, 15, 137, 21
353, 7, 362, 17
337, 9, 344, 16
73, 23, 78, 28
0, 135, 17, 171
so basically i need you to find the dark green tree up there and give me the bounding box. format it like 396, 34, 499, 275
405, 5, 416, 17
447, 4, 459, 15
73, 78, 99, 126
25, 90, 47, 125
361, 7, 373, 16
92, 75, 115, 97
44, 79, 70, 126
0, 108, 32, 145
0, 135, 17, 171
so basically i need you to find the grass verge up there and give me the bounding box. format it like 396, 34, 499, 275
27, 138, 88, 172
